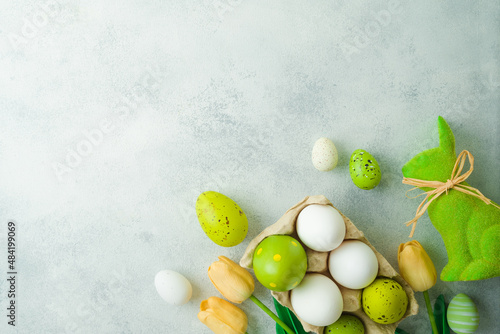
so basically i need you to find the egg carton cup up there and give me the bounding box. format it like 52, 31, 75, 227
240, 195, 418, 334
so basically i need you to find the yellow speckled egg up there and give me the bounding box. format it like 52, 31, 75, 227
362, 277, 408, 324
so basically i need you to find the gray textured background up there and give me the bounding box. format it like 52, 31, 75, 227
0, 0, 499, 333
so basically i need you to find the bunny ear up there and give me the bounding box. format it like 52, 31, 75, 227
438, 116, 455, 155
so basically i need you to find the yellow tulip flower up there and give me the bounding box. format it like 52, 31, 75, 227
398, 240, 439, 334
206, 256, 295, 334
208, 256, 255, 304
198, 297, 248, 334
398, 240, 437, 292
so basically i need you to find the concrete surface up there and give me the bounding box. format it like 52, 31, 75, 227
0, 0, 499, 333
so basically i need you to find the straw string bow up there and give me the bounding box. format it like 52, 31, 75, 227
402, 150, 500, 237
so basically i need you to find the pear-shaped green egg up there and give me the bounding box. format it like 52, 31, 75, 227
196, 191, 248, 247
349, 149, 381, 190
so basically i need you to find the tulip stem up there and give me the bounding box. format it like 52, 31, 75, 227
423, 290, 439, 334
249, 295, 296, 334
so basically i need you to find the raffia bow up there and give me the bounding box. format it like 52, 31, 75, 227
402, 150, 500, 237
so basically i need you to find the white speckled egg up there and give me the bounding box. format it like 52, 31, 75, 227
312, 137, 338, 171
329, 240, 378, 289
447, 293, 479, 333
296, 204, 346, 252
155, 270, 192, 305
291, 274, 343, 327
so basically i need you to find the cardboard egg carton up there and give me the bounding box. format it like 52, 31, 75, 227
240, 195, 418, 334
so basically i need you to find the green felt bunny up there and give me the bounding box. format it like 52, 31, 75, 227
402, 116, 500, 281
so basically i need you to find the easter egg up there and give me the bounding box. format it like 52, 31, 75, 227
328, 240, 378, 289
196, 191, 248, 247
296, 204, 346, 252
253, 235, 307, 291
154, 270, 192, 305
291, 274, 343, 327
312, 137, 339, 171
349, 149, 381, 190
362, 277, 408, 324
447, 293, 479, 333
325, 314, 365, 333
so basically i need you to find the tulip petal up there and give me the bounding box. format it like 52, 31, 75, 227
208, 257, 255, 303
198, 297, 248, 334
198, 311, 242, 334
398, 241, 437, 292
219, 257, 255, 290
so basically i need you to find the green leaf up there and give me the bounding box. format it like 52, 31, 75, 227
395, 328, 410, 334
273, 297, 307, 334
433, 294, 450, 334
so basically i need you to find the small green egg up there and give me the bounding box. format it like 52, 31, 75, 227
253, 235, 307, 291
362, 277, 408, 324
349, 149, 381, 190
325, 314, 365, 333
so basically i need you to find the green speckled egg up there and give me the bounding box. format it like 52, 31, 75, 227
349, 149, 381, 190
362, 277, 408, 324
325, 314, 365, 333
447, 294, 479, 333
196, 191, 248, 247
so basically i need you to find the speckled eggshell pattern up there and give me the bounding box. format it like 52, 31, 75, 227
325, 314, 365, 333
362, 278, 408, 324
349, 149, 382, 190
195, 191, 248, 247
312, 137, 339, 171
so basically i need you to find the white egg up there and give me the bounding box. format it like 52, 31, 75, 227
296, 205, 346, 252
154, 270, 192, 305
291, 273, 343, 327
312, 137, 338, 171
329, 240, 378, 289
